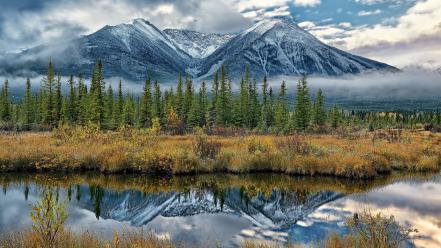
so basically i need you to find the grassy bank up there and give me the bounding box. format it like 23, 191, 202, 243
0, 127, 440, 178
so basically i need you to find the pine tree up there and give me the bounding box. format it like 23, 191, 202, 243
207, 72, 219, 128
152, 81, 162, 121
312, 88, 326, 126
66, 75, 77, 124
274, 81, 289, 132
199, 82, 208, 127
176, 75, 184, 120
330, 104, 340, 128
216, 65, 232, 125
183, 75, 193, 122
103, 86, 114, 129
187, 92, 200, 131
89, 61, 105, 127
0, 79, 11, 122
249, 78, 260, 129
122, 94, 135, 126
42, 60, 56, 126
140, 77, 152, 128
22, 78, 34, 129
54, 73, 62, 124
111, 80, 124, 129
258, 76, 270, 131
295, 76, 311, 131
238, 78, 249, 127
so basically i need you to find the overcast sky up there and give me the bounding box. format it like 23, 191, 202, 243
0, 0, 440, 69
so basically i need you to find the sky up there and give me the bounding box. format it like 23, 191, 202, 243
0, 0, 440, 69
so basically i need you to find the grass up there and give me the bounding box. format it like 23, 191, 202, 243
0, 126, 440, 178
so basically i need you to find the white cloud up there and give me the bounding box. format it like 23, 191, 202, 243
298, 21, 316, 29
357, 9, 382, 16
307, 0, 441, 68
293, 0, 321, 7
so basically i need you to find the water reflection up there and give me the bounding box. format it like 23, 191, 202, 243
0, 173, 439, 247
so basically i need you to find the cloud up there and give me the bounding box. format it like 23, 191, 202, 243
357, 9, 382, 16
293, 0, 321, 7
0, 0, 253, 52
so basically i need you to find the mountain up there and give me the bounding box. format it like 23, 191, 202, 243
196, 19, 398, 79
0, 18, 398, 81
0, 19, 191, 80
163, 29, 234, 59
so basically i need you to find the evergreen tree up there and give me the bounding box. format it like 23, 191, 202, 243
0, 79, 11, 122
111, 80, 124, 129
42, 60, 56, 126
258, 76, 270, 131
249, 78, 260, 128
295, 76, 311, 131
274, 81, 289, 132
103, 86, 114, 129
199, 82, 208, 127
312, 89, 326, 126
54, 73, 62, 124
22, 78, 34, 129
66, 75, 77, 124
183, 75, 193, 122
187, 92, 200, 130
176, 75, 184, 120
216, 65, 232, 125
140, 77, 152, 127
122, 94, 135, 126
152, 81, 162, 121
238, 77, 249, 127
330, 104, 340, 128
89, 61, 105, 127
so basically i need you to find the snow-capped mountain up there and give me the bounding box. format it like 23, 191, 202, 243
0, 19, 191, 80
196, 19, 397, 79
0, 18, 398, 81
78, 187, 342, 228
163, 29, 234, 59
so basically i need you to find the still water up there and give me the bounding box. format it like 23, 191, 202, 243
0, 173, 440, 247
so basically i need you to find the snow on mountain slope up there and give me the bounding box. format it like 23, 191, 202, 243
163, 29, 234, 59
1, 19, 191, 80
1, 18, 398, 81
196, 19, 398, 79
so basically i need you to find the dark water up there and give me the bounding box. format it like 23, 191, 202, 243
1, 173, 440, 247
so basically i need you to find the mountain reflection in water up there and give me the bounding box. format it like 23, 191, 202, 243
0, 173, 440, 247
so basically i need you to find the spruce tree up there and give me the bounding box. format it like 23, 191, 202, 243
122, 94, 135, 126
140, 77, 152, 128
239, 77, 249, 127
216, 65, 232, 125
42, 60, 56, 126
176, 75, 184, 120
312, 89, 326, 126
199, 82, 208, 127
258, 76, 270, 131
183, 75, 193, 122
54, 73, 62, 124
104, 86, 114, 129
0, 79, 11, 122
295, 76, 311, 131
152, 81, 162, 121
330, 104, 340, 128
112, 80, 124, 129
274, 81, 289, 132
22, 78, 34, 129
66, 75, 77, 124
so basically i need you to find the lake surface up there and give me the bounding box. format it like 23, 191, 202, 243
1, 173, 440, 247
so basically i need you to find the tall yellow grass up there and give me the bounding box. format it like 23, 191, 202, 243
0, 128, 440, 179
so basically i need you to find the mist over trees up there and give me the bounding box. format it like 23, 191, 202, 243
0, 60, 440, 133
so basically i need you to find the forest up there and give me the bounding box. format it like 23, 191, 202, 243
1, 60, 440, 134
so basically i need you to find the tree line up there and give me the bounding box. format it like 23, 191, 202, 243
0, 60, 440, 133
